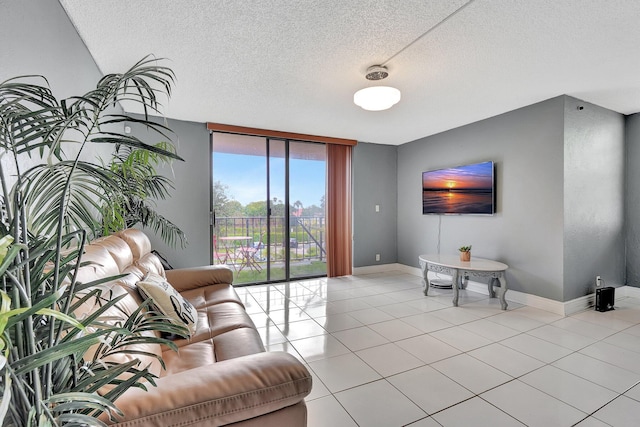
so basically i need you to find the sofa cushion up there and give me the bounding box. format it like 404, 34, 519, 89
180, 283, 244, 309
91, 234, 134, 272
212, 328, 265, 361
135, 253, 166, 278
116, 228, 152, 261
137, 272, 197, 337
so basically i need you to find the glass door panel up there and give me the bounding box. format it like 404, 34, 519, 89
289, 141, 327, 279
211, 132, 327, 284
211, 133, 267, 284
268, 139, 286, 282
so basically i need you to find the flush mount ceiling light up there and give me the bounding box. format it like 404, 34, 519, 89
353, 65, 401, 111
353, 0, 476, 112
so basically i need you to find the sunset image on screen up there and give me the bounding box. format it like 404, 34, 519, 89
422, 161, 494, 214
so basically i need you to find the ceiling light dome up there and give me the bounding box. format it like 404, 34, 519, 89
354, 65, 401, 111
354, 86, 401, 111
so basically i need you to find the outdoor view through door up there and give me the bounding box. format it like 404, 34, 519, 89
211, 132, 327, 284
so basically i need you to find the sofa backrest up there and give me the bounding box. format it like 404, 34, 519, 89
74, 230, 167, 385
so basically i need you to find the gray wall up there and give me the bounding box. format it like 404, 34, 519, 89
352, 142, 398, 267
397, 97, 567, 301
626, 113, 640, 287
0, 0, 102, 98
131, 117, 211, 268
0, 0, 111, 187
563, 97, 625, 300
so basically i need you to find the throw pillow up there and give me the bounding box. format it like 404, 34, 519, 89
137, 272, 197, 337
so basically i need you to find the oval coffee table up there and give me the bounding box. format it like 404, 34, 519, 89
418, 254, 509, 310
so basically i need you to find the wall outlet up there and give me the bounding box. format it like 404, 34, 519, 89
596, 275, 602, 288
375, 253, 381, 262
375, 204, 380, 212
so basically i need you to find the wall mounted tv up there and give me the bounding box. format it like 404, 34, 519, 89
422, 161, 495, 215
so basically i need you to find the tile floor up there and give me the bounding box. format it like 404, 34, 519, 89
234, 271, 640, 427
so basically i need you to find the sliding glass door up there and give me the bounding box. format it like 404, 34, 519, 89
211, 132, 326, 284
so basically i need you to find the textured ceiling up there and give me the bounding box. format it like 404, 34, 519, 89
60, 0, 640, 145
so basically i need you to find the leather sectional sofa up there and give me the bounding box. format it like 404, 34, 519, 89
75, 228, 312, 426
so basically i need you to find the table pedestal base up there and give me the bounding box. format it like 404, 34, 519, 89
419, 259, 508, 310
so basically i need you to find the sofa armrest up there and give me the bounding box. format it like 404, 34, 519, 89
106, 351, 312, 426
165, 265, 234, 292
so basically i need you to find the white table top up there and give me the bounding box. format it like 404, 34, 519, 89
419, 254, 508, 272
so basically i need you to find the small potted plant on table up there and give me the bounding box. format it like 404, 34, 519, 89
459, 245, 472, 261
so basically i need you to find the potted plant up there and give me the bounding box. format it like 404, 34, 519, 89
459, 245, 472, 261
0, 57, 187, 426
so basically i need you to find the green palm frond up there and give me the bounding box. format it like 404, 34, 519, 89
0, 57, 188, 426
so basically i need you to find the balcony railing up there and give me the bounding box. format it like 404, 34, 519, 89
213, 215, 326, 282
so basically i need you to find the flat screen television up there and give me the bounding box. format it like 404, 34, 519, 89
422, 161, 495, 215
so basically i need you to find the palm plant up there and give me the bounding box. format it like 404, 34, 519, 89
102, 141, 187, 249
0, 57, 187, 426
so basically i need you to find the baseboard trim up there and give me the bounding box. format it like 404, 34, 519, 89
352, 263, 412, 275
352, 263, 640, 316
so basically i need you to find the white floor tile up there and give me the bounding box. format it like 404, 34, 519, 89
378, 301, 424, 318
593, 396, 640, 427
405, 297, 450, 313
572, 309, 635, 331
486, 311, 546, 332
401, 312, 456, 333
573, 416, 613, 426
256, 324, 288, 345
455, 300, 508, 318
325, 298, 371, 314
527, 324, 597, 350
501, 333, 573, 363
348, 307, 395, 324
356, 343, 424, 377
265, 341, 303, 361
332, 326, 389, 351
603, 331, 640, 354
551, 316, 616, 340
432, 397, 525, 427
460, 318, 520, 342
308, 353, 381, 392
429, 306, 482, 325
624, 382, 640, 402
513, 306, 564, 323
266, 307, 311, 326
519, 365, 619, 413
368, 318, 424, 341
431, 353, 513, 394
552, 352, 640, 393
579, 341, 640, 374
468, 343, 545, 377
305, 365, 331, 401
388, 365, 474, 414
245, 273, 640, 426
429, 326, 493, 352
335, 380, 426, 427
307, 395, 358, 427
315, 313, 363, 332
289, 334, 350, 362
277, 318, 326, 341
482, 380, 587, 427
405, 417, 442, 427
396, 334, 462, 364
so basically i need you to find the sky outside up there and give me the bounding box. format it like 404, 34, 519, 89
213, 152, 325, 207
